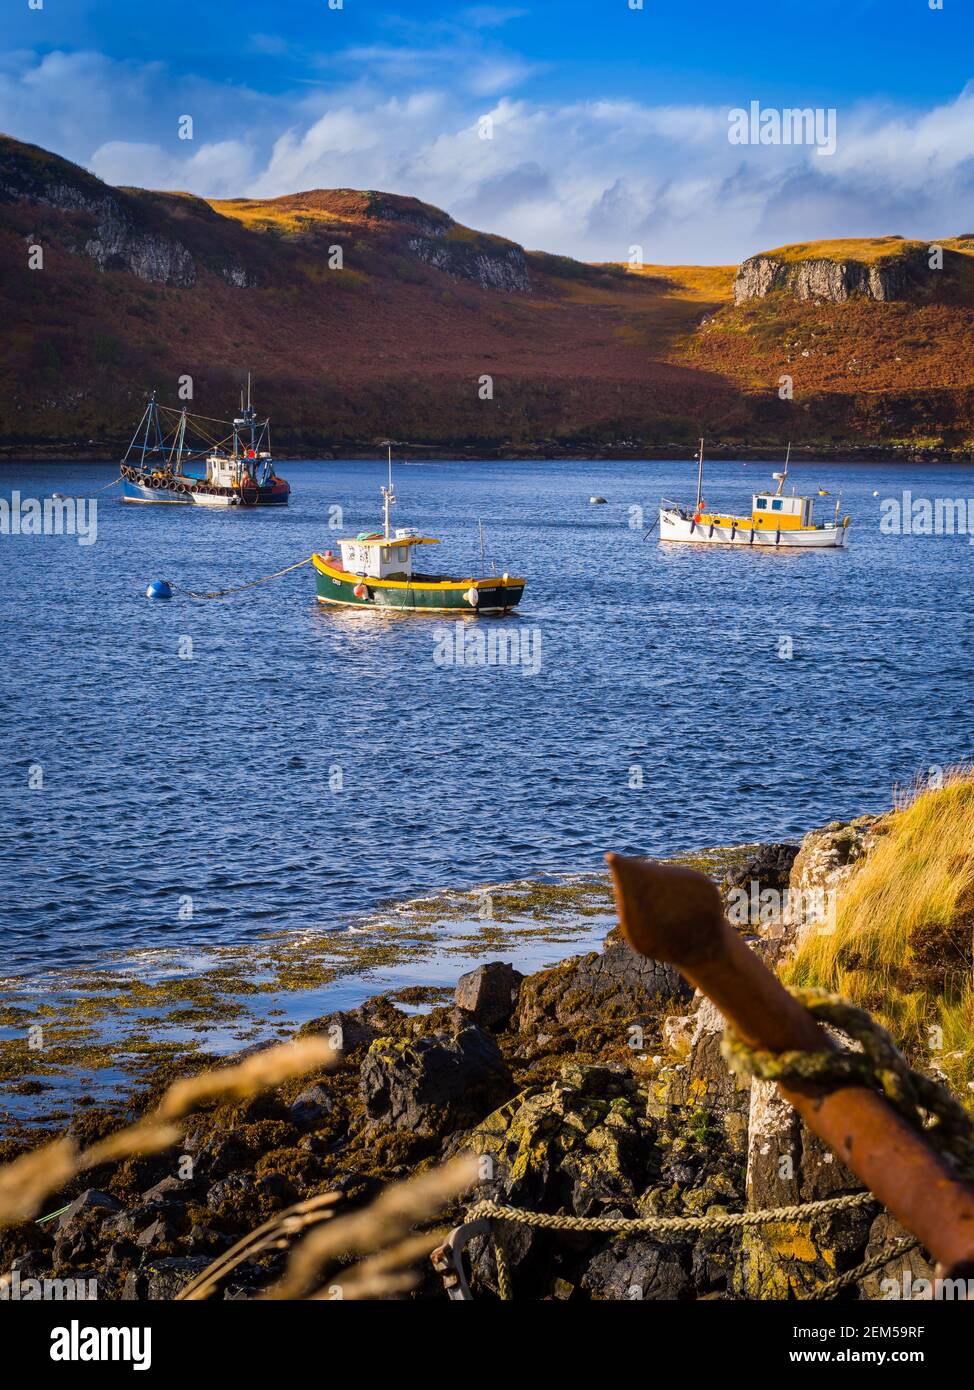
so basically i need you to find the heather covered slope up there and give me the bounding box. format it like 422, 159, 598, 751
2, 133, 974, 458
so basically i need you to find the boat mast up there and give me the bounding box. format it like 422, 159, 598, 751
382, 445, 396, 540
122, 398, 153, 464
175, 408, 187, 475
775, 442, 792, 497
695, 438, 705, 510
140, 391, 157, 468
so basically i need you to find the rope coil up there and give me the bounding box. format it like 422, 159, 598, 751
721, 987, 974, 1183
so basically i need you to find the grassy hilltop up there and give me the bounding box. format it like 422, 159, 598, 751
2, 134, 974, 457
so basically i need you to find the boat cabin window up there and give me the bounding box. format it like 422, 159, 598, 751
338, 538, 415, 580
771, 499, 783, 511
756, 498, 767, 510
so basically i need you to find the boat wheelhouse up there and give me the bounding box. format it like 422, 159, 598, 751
659, 442, 850, 549
312, 451, 525, 613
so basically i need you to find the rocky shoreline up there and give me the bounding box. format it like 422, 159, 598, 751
2, 441, 971, 465
0, 819, 935, 1302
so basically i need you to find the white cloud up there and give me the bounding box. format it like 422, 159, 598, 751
90, 139, 256, 197
461, 6, 529, 28
4, 46, 974, 264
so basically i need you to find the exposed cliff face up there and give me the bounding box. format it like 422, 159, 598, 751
406, 234, 531, 293
734, 248, 931, 305
0, 140, 197, 287
365, 189, 531, 293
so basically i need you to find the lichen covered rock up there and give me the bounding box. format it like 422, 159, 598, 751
361, 1024, 513, 1137
515, 933, 691, 1040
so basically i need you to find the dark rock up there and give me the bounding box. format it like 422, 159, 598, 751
121, 1256, 212, 1301
56, 1189, 124, 1231
206, 1175, 255, 1212
255, 1172, 295, 1204
580, 1238, 692, 1301
648, 999, 751, 1150
463, 1063, 650, 1296
516, 935, 691, 1035
454, 962, 523, 1029
298, 1133, 334, 1156
722, 843, 799, 900
9, 1249, 49, 1278
361, 1024, 512, 1137
186, 1224, 234, 1256
140, 1175, 196, 1204
134, 1217, 177, 1251
300, 1010, 379, 1055
860, 1212, 934, 1300
105, 1238, 139, 1270
287, 1083, 333, 1130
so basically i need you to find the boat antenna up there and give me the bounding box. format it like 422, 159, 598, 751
695, 438, 705, 511
775, 442, 791, 497
382, 445, 396, 540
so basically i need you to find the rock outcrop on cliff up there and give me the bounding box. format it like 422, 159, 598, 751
733, 241, 934, 305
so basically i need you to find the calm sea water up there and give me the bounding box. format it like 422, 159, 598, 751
2, 457, 973, 979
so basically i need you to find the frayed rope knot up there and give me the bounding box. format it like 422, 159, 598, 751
721, 986, 974, 1182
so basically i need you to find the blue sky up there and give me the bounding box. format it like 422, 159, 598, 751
4, 0, 974, 262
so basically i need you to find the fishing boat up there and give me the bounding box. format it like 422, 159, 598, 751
658, 441, 850, 549
312, 451, 525, 613
121, 379, 290, 507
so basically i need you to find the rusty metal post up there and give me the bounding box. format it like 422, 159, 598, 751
606, 853, 974, 1276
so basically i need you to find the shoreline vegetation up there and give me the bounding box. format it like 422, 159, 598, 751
2, 778, 971, 1300
2, 442, 972, 465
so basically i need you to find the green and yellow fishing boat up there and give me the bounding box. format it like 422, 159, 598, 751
312, 451, 525, 614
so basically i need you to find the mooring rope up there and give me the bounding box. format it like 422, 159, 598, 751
464, 987, 974, 1302
467, 1190, 875, 1238
722, 987, 974, 1183
170, 556, 313, 600
808, 1236, 921, 1302
468, 1192, 888, 1302
51, 474, 123, 500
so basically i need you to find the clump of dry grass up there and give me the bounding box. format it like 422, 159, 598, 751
788, 770, 974, 1096
0, 1037, 335, 1227
268, 1153, 479, 1301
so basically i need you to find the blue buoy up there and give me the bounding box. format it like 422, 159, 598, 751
145, 579, 173, 600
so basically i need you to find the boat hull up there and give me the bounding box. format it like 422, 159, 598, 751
312, 555, 525, 613
659, 509, 850, 549
122, 477, 289, 507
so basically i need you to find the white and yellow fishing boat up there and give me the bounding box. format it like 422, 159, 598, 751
659, 442, 851, 549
